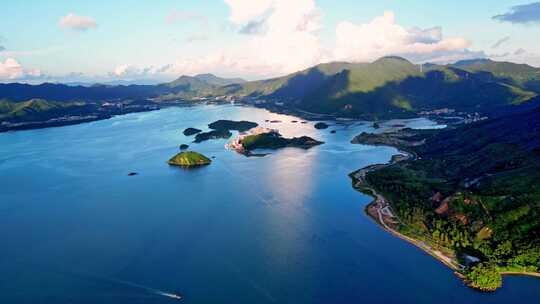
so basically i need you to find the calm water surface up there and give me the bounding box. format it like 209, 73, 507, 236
0, 105, 538, 303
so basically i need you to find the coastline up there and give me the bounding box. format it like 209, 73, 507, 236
350, 146, 540, 290
0, 101, 322, 134
0, 100, 202, 134
350, 153, 464, 272
500, 271, 540, 279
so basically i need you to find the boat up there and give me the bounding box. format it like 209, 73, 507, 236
160, 292, 183, 300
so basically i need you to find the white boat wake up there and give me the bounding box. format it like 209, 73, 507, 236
14, 261, 184, 301
104, 277, 183, 300
155, 291, 183, 300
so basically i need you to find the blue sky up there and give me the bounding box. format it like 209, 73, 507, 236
1, 0, 539, 83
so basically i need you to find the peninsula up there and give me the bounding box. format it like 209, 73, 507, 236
350, 106, 540, 291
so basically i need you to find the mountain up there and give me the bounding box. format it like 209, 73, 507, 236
357, 99, 540, 290
166, 74, 245, 89
1, 57, 539, 122
65, 79, 165, 87
218, 61, 368, 99
219, 57, 538, 119
0, 82, 171, 102
158, 74, 247, 99
451, 59, 540, 92
0, 98, 89, 122
0, 74, 235, 103
164, 75, 214, 90
193, 74, 245, 86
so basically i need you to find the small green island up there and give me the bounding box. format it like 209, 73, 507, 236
168, 151, 212, 167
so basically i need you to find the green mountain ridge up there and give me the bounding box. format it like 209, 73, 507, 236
453, 59, 540, 92
209, 57, 539, 119
0, 98, 86, 122
1, 57, 539, 125
193, 74, 245, 86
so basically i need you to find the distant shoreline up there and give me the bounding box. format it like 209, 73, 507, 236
0, 101, 203, 134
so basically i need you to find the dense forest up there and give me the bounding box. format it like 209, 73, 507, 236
360, 103, 540, 290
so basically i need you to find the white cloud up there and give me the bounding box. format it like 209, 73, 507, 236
112, 64, 140, 77
0, 58, 23, 79
165, 6, 476, 79
333, 11, 470, 63
0, 58, 41, 80
167, 0, 326, 78
58, 13, 97, 31
110, 64, 173, 80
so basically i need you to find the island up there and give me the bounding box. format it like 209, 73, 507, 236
168, 151, 212, 167
191, 120, 259, 143
351, 129, 431, 150
227, 127, 323, 155
314, 122, 329, 129
350, 108, 540, 291
183, 127, 202, 136
179, 144, 189, 150
193, 129, 233, 143
208, 120, 258, 132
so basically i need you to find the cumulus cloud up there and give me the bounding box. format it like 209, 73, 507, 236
333, 11, 470, 63
109, 64, 173, 79
167, 0, 325, 78
0, 58, 23, 79
112, 64, 140, 77
58, 13, 97, 31
493, 2, 540, 24
491, 36, 510, 49
0, 58, 41, 80
118, 3, 477, 79
164, 5, 479, 78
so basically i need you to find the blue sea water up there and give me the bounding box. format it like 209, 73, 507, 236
0, 104, 538, 303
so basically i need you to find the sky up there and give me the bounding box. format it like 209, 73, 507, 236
1, 0, 540, 83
